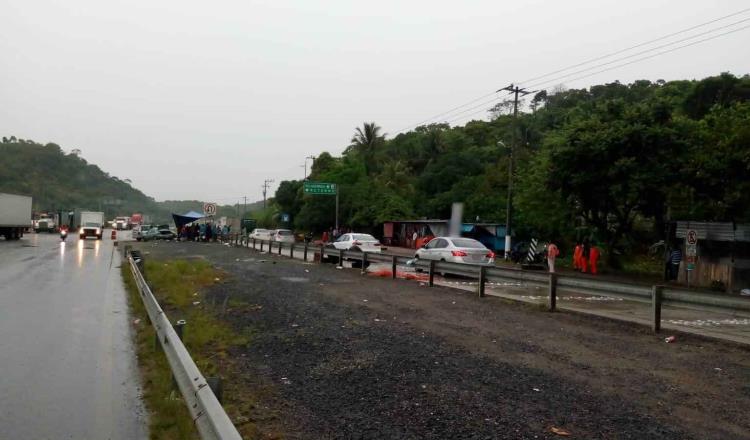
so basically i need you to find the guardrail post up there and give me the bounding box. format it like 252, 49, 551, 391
548, 273, 558, 311
173, 319, 186, 340
478, 266, 487, 297
290, 243, 294, 259
252, 238, 256, 249
260, 240, 264, 252
429, 260, 436, 287
391, 255, 397, 279
338, 249, 344, 266
652, 285, 663, 333
278, 242, 282, 255
320, 244, 325, 262
303, 243, 309, 261
206, 377, 224, 404
361, 251, 368, 274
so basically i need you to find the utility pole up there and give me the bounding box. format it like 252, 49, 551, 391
499, 84, 533, 260
261, 179, 274, 209
242, 196, 247, 219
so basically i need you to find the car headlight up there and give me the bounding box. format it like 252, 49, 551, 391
96, 228, 101, 234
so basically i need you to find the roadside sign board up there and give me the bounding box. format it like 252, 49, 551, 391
203, 202, 217, 216
281, 213, 290, 223
686, 229, 698, 245
304, 182, 337, 195
241, 218, 256, 232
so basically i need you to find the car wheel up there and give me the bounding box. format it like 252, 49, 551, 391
439, 259, 448, 277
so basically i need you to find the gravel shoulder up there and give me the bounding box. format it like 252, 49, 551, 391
132, 240, 750, 440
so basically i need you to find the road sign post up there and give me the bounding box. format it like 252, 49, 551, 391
203, 202, 217, 217
685, 229, 698, 287
303, 182, 339, 230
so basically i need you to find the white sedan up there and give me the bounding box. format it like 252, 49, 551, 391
271, 229, 295, 244
331, 233, 382, 253
250, 228, 273, 241
415, 237, 495, 265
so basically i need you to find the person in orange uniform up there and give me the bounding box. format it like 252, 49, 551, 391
589, 244, 600, 275
573, 242, 583, 271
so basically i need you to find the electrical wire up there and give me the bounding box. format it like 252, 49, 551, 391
517, 7, 750, 86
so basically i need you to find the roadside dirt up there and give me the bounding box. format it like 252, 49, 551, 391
132, 240, 750, 439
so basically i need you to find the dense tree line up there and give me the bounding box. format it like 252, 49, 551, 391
273, 73, 750, 265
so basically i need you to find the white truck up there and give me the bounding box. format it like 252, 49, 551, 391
79, 211, 104, 240
0, 193, 32, 240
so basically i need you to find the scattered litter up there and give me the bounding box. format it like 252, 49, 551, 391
374, 318, 382, 322
336, 266, 343, 269
235, 415, 250, 424
258, 259, 267, 263
304, 269, 310, 273
714, 367, 723, 371
192, 301, 201, 306
532, 388, 540, 392
214, 278, 221, 282
133, 318, 141, 325
420, 384, 427, 389
280, 377, 291, 385
291, 323, 299, 328
405, 259, 415, 266
248, 305, 263, 311
492, 340, 496, 343
452, 301, 456, 305
193, 292, 198, 296
664, 336, 676, 343
235, 258, 239, 262
419, 282, 426, 287
550, 426, 571, 436
741, 288, 750, 296
363, 299, 368, 302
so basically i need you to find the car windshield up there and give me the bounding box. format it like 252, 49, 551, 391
352, 234, 376, 241
84, 222, 99, 227
254, 229, 268, 233
450, 238, 486, 249
277, 230, 292, 235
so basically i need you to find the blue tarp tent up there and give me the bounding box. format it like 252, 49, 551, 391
172, 211, 204, 229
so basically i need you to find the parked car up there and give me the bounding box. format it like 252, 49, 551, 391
415, 237, 495, 265
250, 228, 273, 241
141, 227, 176, 241
271, 229, 295, 244
331, 233, 382, 253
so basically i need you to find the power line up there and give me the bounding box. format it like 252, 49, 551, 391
394, 7, 750, 133
517, 7, 750, 86
530, 23, 750, 93
442, 23, 750, 126
524, 17, 750, 90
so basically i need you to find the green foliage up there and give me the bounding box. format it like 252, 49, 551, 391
276, 73, 750, 268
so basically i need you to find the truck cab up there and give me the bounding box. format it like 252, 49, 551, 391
80, 222, 103, 240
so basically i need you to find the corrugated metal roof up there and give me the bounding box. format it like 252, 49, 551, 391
675, 221, 750, 242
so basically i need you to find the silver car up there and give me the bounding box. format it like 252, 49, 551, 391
415, 237, 495, 265
271, 229, 295, 244
332, 233, 382, 253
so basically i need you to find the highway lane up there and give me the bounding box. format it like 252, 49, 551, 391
0, 232, 147, 439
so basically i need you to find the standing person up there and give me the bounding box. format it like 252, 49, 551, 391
412, 230, 419, 249
199, 223, 206, 241
546, 241, 560, 273
321, 230, 329, 243
573, 242, 583, 271
581, 239, 590, 273
669, 246, 682, 281
589, 244, 600, 275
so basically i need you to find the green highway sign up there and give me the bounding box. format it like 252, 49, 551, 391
304, 181, 337, 195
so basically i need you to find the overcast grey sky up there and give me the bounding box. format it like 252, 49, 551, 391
2, 1, 748, 203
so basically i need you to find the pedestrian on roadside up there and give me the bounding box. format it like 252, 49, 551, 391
412, 230, 419, 249
589, 244, 600, 275
573, 242, 583, 271
581, 239, 590, 273
199, 223, 206, 241
547, 241, 560, 273
322, 230, 329, 243
669, 246, 682, 281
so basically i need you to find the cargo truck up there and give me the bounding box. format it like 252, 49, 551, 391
0, 193, 32, 240
79, 211, 104, 240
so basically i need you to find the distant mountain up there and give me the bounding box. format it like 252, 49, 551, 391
0, 138, 168, 220
0, 137, 264, 223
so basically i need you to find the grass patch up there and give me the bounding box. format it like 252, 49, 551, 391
122, 258, 256, 439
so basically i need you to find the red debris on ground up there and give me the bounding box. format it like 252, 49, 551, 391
368, 269, 429, 281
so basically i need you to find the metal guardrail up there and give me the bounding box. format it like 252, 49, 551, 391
127, 253, 243, 440
223, 234, 750, 331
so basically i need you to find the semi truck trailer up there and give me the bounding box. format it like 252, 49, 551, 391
0, 193, 32, 240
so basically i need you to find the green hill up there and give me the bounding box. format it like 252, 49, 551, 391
0, 138, 265, 223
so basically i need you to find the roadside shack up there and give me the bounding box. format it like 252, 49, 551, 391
674, 221, 750, 293
382, 219, 506, 251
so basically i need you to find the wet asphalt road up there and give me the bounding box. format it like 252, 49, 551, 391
0, 232, 147, 439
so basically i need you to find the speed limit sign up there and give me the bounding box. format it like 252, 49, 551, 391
203, 202, 217, 216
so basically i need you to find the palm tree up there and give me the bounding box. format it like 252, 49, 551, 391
348, 122, 385, 175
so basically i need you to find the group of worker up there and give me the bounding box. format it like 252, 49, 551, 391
545, 239, 600, 274
573, 240, 600, 274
